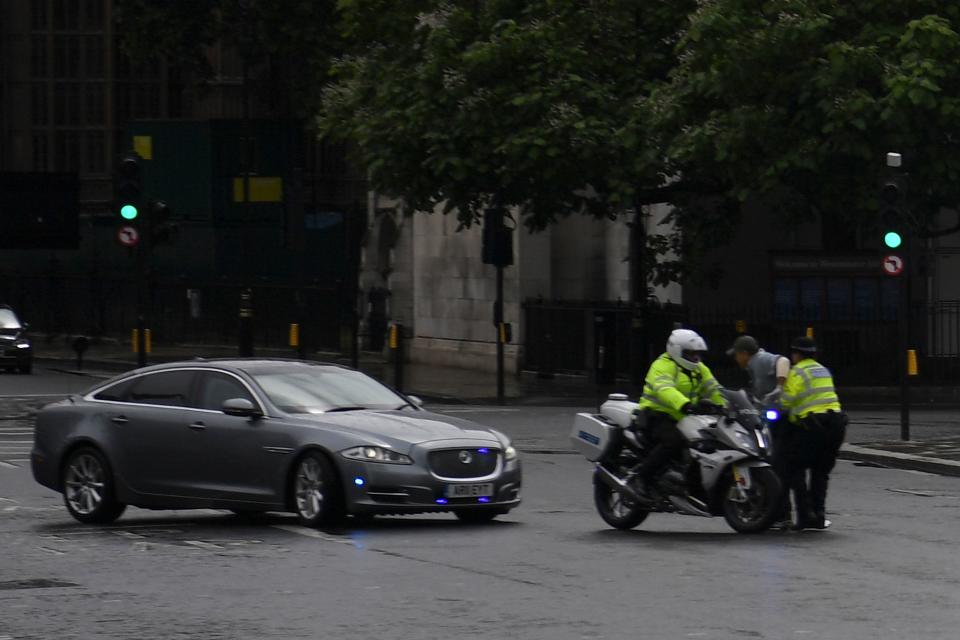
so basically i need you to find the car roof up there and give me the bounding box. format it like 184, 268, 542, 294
123, 358, 352, 375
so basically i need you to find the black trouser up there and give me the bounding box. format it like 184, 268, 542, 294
639, 412, 686, 483
770, 421, 793, 520
784, 412, 847, 521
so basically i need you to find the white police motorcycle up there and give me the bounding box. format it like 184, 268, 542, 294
571, 389, 782, 533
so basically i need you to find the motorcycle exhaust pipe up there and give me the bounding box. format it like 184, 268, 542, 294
595, 465, 643, 503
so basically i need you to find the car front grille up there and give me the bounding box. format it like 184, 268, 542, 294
428, 448, 499, 479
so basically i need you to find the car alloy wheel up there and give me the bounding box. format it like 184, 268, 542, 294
292, 452, 344, 528
61, 447, 126, 524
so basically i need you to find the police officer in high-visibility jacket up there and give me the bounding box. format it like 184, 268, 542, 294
781, 336, 846, 530
635, 329, 726, 498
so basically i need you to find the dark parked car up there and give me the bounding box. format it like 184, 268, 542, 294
32, 359, 522, 526
0, 305, 32, 374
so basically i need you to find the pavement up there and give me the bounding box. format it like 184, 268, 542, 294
10, 340, 960, 478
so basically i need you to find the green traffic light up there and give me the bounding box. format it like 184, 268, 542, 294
884, 231, 902, 249
120, 204, 139, 220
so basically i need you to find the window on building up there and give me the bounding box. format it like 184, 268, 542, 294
53, 83, 81, 125
54, 130, 81, 170
85, 82, 104, 125
84, 36, 104, 77
86, 130, 105, 172
32, 0, 48, 31
776, 276, 895, 323
32, 83, 49, 125
32, 133, 49, 171
83, 0, 104, 28
53, 37, 81, 77
32, 36, 48, 77
53, 0, 80, 30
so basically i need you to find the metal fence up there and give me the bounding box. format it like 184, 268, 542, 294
524, 299, 960, 387
0, 272, 350, 353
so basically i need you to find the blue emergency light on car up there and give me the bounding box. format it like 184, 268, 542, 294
353, 477, 365, 487
765, 409, 780, 421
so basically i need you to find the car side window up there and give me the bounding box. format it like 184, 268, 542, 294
195, 372, 255, 412
93, 378, 137, 402
127, 371, 195, 407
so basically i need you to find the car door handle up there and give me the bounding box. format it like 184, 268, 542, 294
111, 416, 128, 425
188, 422, 207, 431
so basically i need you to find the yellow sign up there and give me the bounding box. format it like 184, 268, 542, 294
735, 320, 746, 333
133, 136, 153, 160
806, 326, 815, 338
389, 325, 398, 350
907, 349, 919, 376
289, 323, 300, 348
232, 177, 284, 203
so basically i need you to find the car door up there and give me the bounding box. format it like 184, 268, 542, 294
186, 370, 276, 503
105, 369, 199, 497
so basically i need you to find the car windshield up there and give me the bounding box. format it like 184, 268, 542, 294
0, 309, 21, 336
248, 366, 407, 414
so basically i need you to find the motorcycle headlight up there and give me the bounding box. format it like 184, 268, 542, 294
504, 444, 518, 461
340, 446, 413, 465
733, 431, 759, 454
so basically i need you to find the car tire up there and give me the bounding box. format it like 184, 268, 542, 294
291, 452, 345, 528
61, 447, 126, 524
454, 508, 501, 524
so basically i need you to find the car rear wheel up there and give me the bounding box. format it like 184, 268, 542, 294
291, 452, 344, 528
62, 447, 126, 524
454, 508, 501, 523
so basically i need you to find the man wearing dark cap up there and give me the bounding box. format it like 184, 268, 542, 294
781, 336, 846, 530
728, 335, 791, 527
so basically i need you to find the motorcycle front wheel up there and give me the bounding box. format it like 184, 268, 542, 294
594, 480, 650, 530
721, 467, 782, 534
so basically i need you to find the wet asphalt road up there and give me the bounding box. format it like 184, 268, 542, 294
1, 370, 959, 639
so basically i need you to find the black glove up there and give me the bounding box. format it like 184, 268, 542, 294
688, 399, 721, 415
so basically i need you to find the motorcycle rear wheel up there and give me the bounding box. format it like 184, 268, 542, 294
721, 467, 782, 534
594, 481, 650, 530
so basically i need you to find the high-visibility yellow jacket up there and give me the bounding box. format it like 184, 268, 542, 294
638, 353, 725, 420
782, 358, 842, 422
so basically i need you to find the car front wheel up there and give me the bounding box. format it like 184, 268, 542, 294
291, 452, 344, 528
62, 447, 126, 524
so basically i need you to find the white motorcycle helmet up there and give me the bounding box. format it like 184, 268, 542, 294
666, 329, 709, 371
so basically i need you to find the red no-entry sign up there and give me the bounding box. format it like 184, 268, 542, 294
117, 225, 139, 247
882, 254, 904, 276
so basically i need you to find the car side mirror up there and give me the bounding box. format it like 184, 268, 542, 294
407, 395, 424, 408
222, 397, 261, 418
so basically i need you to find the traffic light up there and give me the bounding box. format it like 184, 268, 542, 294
115, 151, 143, 222
879, 175, 906, 250
149, 200, 178, 245
482, 207, 514, 267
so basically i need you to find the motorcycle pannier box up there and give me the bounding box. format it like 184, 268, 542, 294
570, 413, 619, 461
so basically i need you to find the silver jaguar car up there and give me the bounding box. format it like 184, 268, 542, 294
31, 359, 522, 527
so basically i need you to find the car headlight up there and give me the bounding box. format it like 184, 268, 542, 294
15, 341, 30, 349
504, 445, 517, 461
340, 446, 412, 465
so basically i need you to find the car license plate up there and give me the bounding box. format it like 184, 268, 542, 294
446, 483, 494, 498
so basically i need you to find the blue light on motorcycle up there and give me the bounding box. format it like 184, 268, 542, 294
478, 497, 490, 503
765, 409, 780, 421
435, 498, 448, 505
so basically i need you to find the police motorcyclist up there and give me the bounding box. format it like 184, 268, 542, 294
781, 336, 846, 530
634, 329, 726, 498
727, 335, 792, 527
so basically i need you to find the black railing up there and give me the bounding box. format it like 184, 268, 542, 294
524, 299, 960, 387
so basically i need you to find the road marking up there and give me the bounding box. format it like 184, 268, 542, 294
184, 540, 224, 550
273, 524, 348, 544
0, 462, 17, 469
